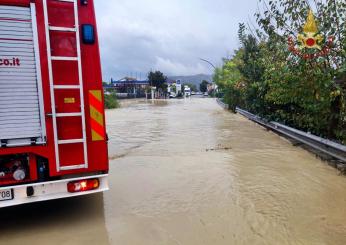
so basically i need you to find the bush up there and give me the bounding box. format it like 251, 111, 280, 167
104, 93, 119, 109
214, 2, 346, 144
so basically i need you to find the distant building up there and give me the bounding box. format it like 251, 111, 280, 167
166, 78, 176, 85
207, 83, 218, 93
103, 77, 150, 98
110, 77, 149, 94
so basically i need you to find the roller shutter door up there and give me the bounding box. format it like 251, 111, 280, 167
0, 5, 45, 147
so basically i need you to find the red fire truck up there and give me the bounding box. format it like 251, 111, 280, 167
0, 0, 109, 207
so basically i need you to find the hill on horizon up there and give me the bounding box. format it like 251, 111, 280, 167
168, 74, 213, 88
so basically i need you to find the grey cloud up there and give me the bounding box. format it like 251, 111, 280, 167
94, 0, 257, 81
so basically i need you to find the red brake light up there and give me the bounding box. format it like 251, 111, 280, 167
67, 178, 100, 193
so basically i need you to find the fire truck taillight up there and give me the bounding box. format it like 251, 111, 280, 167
67, 179, 100, 193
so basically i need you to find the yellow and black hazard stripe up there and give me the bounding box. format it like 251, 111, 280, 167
89, 90, 105, 141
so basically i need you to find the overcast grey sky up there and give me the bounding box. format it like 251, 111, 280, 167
94, 0, 257, 81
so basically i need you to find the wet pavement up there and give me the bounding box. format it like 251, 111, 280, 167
2, 98, 346, 245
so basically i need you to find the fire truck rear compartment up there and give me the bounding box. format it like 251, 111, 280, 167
0, 5, 45, 148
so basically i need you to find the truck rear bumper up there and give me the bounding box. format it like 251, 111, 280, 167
0, 174, 109, 208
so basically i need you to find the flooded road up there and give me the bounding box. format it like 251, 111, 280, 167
2, 98, 346, 245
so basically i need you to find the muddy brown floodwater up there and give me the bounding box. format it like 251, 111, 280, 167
1, 98, 346, 245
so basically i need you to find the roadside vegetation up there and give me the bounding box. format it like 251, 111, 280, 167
214, 0, 346, 144
148, 71, 168, 91
104, 91, 119, 109
200, 80, 209, 93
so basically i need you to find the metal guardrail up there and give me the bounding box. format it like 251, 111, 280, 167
236, 107, 346, 163
216, 98, 229, 110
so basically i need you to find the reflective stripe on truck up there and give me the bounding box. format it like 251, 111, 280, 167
89, 90, 105, 141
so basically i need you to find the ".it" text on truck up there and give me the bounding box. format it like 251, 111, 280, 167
0, 58, 21, 67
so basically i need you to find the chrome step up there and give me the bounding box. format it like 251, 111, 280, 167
56, 113, 82, 117
58, 139, 85, 144
54, 85, 80, 89
49, 26, 76, 32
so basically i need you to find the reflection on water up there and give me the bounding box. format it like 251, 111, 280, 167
0, 194, 109, 245
2, 98, 346, 245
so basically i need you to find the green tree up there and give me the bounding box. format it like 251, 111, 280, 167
214, 0, 346, 143
214, 53, 244, 111
255, 0, 345, 140
200, 80, 209, 93
237, 24, 267, 114
148, 71, 168, 91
